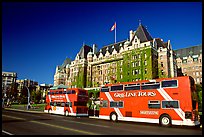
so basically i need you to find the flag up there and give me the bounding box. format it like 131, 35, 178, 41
110, 22, 116, 32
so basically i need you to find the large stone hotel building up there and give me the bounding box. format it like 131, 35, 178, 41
174, 45, 202, 84
54, 23, 178, 88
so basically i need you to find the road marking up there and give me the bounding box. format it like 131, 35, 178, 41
2, 114, 101, 135
61, 119, 110, 128
2, 114, 26, 120
30, 120, 101, 135
2, 130, 14, 135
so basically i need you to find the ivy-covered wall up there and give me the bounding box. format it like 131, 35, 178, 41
72, 64, 87, 88
75, 47, 160, 88
116, 46, 157, 83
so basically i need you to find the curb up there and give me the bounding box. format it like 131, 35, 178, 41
4, 108, 45, 114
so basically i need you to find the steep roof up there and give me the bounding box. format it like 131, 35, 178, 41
131, 24, 153, 44
62, 57, 71, 67
155, 38, 167, 48
95, 40, 126, 57
136, 24, 153, 42
78, 44, 93, 59
174, 45, 202, 58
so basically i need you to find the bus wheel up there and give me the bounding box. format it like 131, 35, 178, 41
65, 110, 69, 116
110, 112, 118, 122
159, 114, 172, 127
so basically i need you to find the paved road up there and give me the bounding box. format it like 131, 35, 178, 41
2, 109, 202, 135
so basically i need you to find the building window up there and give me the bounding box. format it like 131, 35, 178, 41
183, 60, 187, 63
161, 62, 163, 67
193, 58, 198, 62
144, 60, 147, 65
145, 68, 147, 74
161, 70, 164, 75
132, 62, 135, 67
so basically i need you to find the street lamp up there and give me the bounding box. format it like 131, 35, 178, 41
24, 85, 30, 110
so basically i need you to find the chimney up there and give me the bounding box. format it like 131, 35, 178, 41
93, 44, 98, 54
129, 30, 134, 40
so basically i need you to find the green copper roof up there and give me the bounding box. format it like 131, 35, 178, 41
50, 84, 68, 89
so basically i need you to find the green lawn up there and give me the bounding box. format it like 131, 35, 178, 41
11, 103, 46, 111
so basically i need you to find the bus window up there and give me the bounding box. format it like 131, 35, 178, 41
56, 102, 61, 106
63, 91, 66, 94
66, 90, 72, 94
65, 102, 72, 107
124, 84, 140, 91
161, 80, 178, 88
148, 100, 160, 109
110, 85, 123, 91
141, 82, 160, 90
110, 101, 124, 108
61, 102, 65, 107
48, 92, 51, 95
162, 101, 179, 109
50, 102, 53, 106
69, 102, 72, 107
101, 100, 108, 107
78, 90, 87, 96
59, 91, 62, 94
72, 90, 76, 94
101, 87, 109, 92
55, 91, 59, 94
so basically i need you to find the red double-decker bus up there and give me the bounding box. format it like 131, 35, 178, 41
44, 88, 89, 116
95, 76, 200, 127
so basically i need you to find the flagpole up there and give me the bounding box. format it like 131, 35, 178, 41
115, 21, 116, 44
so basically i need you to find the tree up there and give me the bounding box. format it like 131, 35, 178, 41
196, 84, 202, 112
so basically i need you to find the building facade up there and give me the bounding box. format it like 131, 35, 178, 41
16, 79, 39, 97
2, 71, 17, 104
2, 71, 17, 88
54, 23, 177, 88
174, 45, 202, 84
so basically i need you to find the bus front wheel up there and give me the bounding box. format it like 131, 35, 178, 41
110, 112, 118, 122
159, 114, 172, 127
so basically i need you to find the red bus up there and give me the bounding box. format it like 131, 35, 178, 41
96, 76, 200, 127
44, 88, 89, 116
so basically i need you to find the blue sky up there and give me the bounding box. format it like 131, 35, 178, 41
2, 2, 202, 85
